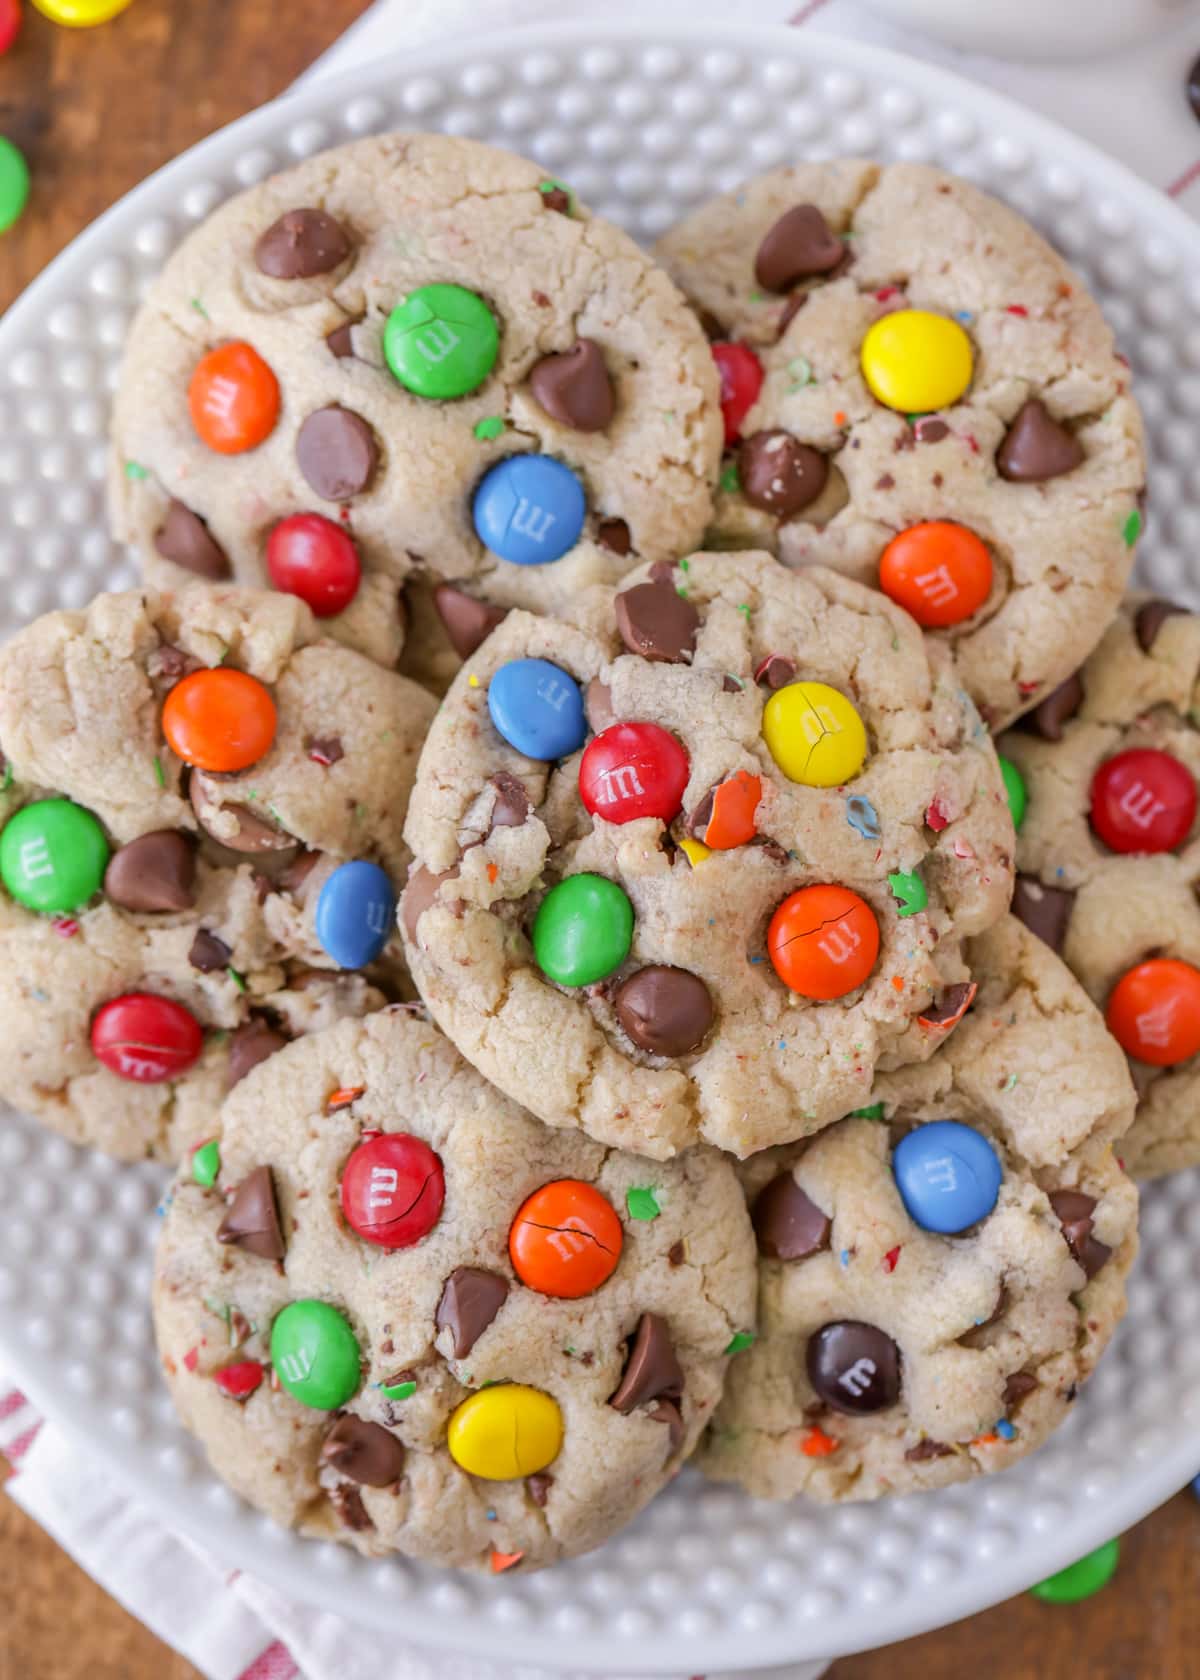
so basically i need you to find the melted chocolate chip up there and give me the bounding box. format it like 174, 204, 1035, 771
280, 849, 323, 904
1020, 671, 1084, 741
295, 406, 379, 501
647, 1398, 685, 1454
1002, 1370, 1038, 1408
584, 679, 614, 733
432, 585, 508, 661
190, 776, 295, 854
1011, 876, 1075, 954
529, 339, 615, 432
255, 208, 351, 279
609, 1313, 684, 1413
904, 1438, 953, 1462
189, 929, 232, 972
806, 1321, 901, 1415
435, 1267, 510, 1358
217, 1166, 285, 1261
754, 653, 797, 691
755, 204, 845, 292
322, 1415, 406, 1487
920, 981, 976, 1027
226, 1018, 288, 1090
614, 579, 699, 664
996, 399, 1084, 483
488, 771, 530, 830
1135, 598, 1189, 653
612, 965, 714, 1058
739, 431, 828, 517
331, 1484, 373, 1531
1048, 1189, 1112, 1279
596, 517, 632, 557
147, 644, 203, 695
526, 1472, 554, 1507
104, 830, 196, 913
326, 319, 359, 360
541, 188, 570, 215
154, 500, 231, 581
752, 1172, 831, 1261
401, 865, 459, 944
307, 736, 344, 768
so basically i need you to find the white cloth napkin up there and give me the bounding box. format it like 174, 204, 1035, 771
8, 4, 1200, 1677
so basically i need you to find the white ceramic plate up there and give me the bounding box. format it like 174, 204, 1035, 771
1, 21, 1199, 1672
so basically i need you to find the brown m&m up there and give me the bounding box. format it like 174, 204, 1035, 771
806, 1320, 901, 1414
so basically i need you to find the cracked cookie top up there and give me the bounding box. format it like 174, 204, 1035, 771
0, 585, 435, 1161
655, 161, 1146, 729
700, 915, 1137, 1504
153, 1008, 756, 1571
400, 549, 1015, 1160
110, 132, 721, 684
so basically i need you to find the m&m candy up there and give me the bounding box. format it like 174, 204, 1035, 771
692, 770, 761, 849
1106, 958, 1200, 1065
532, 873, 633, 987
487, 658, 586, 761
266, 514, 361, 617
1089, 748, 1196, 854
767, 883, 879, 999
161, 669, 277, 773
891, 1120, 1002, 1234
188, 341, 280, 455
383, 283, 499, 400
472, 455, 587, 565
91, 993, 203, 1083
762, 681, 867, 787
860, 309, 973, 414
314, 861, 395, 969
712, 341, 764, 446
878, 522, 992, 629
999, 754, 1027, 831
0, 1, 21, 56
578, 722, 689, 825
446, 1384, 563, 1479
1030, 1538, 1120, 1604
0, 135, 29, 235
270, 1300, 361, 1410
213, 1360, 264, 1401
509, 1179, 623, 1297
32, 0, 133, 22
340, 1133, 445, 1249
0, 798, 109, 913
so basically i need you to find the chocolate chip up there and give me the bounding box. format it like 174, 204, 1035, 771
776, 291, 807, 339
217, 1165, 285, 1261
596, 517, 632, 556
754, 653, 797, 691
613, 965, 714, 1058
738, 430, 828, 518
435, 1267, 509, 1358
755, 204, 845, 292
1135, 598, 1189, 653
920, 981, 975, 1027
541, 188, 570, 215
488, 771, 530, 830
326, 319, 359, 360
154, 500, 231, 581
609, 1313, 684, 1413
322, 1415, 405, 1487
667, 1240, 685, 1267
226, 1018, 288, 1091
330, 1484, 372, 1531
584, 679, 614, 733
1002, 1370, 1038, 1407
307, 736, 344, 767
280, 849, 322, 903
752, 1172, 831, 1261
529, 339, 615, 432
614, 579, 699, 664
432, 584, 508, 661
147, 644, 203, 695
996, 398, 1084, 482
1019, 671, 1083, 740
647, 1398, 685, 1454
104, 830, 196, 913
296, 407, 379, 502
1048, 1189, 1112, 1279
904, 1438, 952, 1462
1011, 876, 1075, 954
806, 1321, 901, 1415
189, 929, 232, 972
526, 1472, 554, 1507
190, 777, 294, 854
914, 418, 949, 444
255, 208, 351, 279
401, 865, 458, 943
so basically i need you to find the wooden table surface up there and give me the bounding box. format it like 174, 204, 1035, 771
1, 3, 1198, 1676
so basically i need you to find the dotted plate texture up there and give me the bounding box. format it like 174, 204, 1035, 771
1, 22, 1199, 1673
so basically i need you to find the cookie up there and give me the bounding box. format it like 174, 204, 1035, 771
400, 550, 1015, 1160
999, 594, 1200, 1176
655, 161, 1146, 729
152, 1008, 756, 1570
699, 915, 1137, 1503
0, 585, 436, 1160
110, 132, 721, 685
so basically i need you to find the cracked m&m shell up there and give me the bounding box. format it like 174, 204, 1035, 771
532, 873, 633, 987
384, 283, 499, 400
579, 722, 689, 825
487, 658, 586, 761
340, 1133, 445, 1249
891, 1120, 1003, 1234
188, 341, 279, 455
314, 861, 395, 969
1089, 747, 1196, 855
878, 522, 992, 629
762, 681, 867, 787
860, 308, 973, 414
161, 668, 277, 774
447, 1384, 563, 1479
1106, 958, 1200, 1066
472, 454, 587, 566
266, 513, 361, 617
270, 1299, 361, 1410
91, 993, 203, 1083
767, 883, 879, 999
0, 798, 109, 913
509, 1179, 623, 1297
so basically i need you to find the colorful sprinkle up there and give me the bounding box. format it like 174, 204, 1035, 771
152, 755, 166, 788
845, 794, 881, 840
800, 1426, 840, 1458
191, 1138, 220, 1188
719, 462, 741, 493
995, 1418, 1016, 1441
326, 1085, 365, 1111
725, 1331, 756, 1355
474, 416, 505, 441
490, 1549, 525, 1573
124, 460, 150, 480
882, 1245, 901, 1273
626, 1186, 662, 1222
888, 869, 927, 918
379, 1378, 417, 1401
1122, 508, 1142, 547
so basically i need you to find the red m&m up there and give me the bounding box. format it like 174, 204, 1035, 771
578, 722, 689, 825
1107, 958, 1200, 1066
1089, 748, 1196, 855
91, 993, 203, 1082
266, 513, 362, 617
340, 1133, 445, 1249
712, 342, 764, 446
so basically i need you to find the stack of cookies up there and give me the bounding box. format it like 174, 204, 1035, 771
1, 133, 1169, 1575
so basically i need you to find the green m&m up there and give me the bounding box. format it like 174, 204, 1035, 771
0, 798, 109, 913
384, 283, 499, 400
999, 753, 1027, 831
1030, 1536, 1119, 1604
0, 136, 30, 235
270, 1299, 361, 1410
532, 873, 633, 987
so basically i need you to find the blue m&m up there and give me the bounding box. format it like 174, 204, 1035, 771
488, 659, 586, 761
891, 1120, 1002, 1234
472, 455, 586, 565
315, 861, 395, 968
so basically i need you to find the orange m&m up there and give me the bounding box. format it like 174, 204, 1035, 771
509, 1179, 623, 1298
767, 883, 880, 1000
1106, 958, 1200, 1067
162, 669, 277, 773
189, 341, 280, 455
878, 521, 992, 629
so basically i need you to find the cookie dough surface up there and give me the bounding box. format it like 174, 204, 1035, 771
0, 586, 436, 1160
111, 132, 721, 680
153, 1009, 756, 1571
999, 594, 1200, 1176
656, 162, 1145, 729
402, 550, 1015, 1160
700, 915, 1137, 1503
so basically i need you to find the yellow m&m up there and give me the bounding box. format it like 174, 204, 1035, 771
763, 681, 867, 787
447, 1384, 563, 1480
32, 0, 134, 23
860, 309, 973, 414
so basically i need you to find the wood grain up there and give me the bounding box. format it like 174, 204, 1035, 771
0, 3, 1195, 1676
